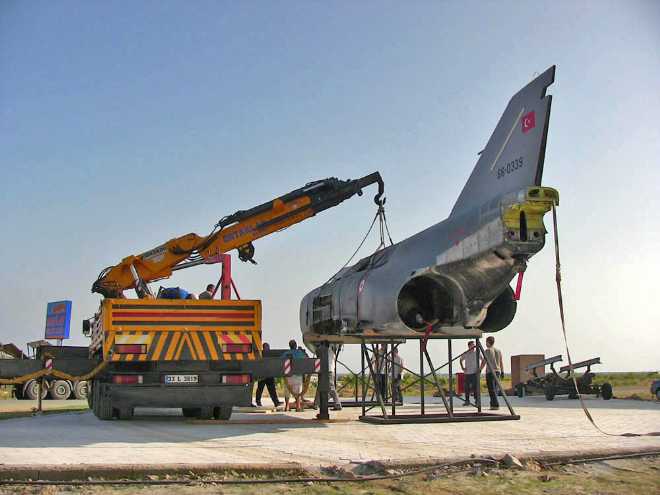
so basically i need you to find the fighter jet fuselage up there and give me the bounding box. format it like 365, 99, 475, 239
301, 66, 559, 343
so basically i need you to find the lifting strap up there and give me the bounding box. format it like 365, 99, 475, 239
552, 205, 658, 438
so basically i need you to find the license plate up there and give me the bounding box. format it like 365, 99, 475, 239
164, 374, 199, 384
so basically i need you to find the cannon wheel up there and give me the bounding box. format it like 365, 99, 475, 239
544, 385, 556, 401
601, 382, 613, 400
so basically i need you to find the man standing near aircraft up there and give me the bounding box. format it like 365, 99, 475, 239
460, 341, 478, 406
481, 336, 504, 410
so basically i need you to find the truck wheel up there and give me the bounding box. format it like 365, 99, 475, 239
93, 382, 113, 420
198, 407, 214, 419
49, 380, 72, 400
73, 381, 89, 400
24, 380, 48, 400
87, 382, 94, 409
214, 405, 233, 421
601, 382, 613, 400
182, 408, 199, 418
116, 407, 134, 420
656, 389, 660, 401
544, 386, 556, 401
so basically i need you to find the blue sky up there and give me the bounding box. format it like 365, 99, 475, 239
1, 1, 659, 371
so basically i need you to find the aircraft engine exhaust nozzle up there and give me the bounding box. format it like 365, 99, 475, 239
479, 286, 517, 332
397, 276, 453, 330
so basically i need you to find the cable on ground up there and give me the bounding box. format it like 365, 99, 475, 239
3, 452, 660, 486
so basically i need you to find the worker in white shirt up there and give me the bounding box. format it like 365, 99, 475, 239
460, 341, 479, 406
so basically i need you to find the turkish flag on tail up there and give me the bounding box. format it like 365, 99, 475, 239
521, 111, 536, 133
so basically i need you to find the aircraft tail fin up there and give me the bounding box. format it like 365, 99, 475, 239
450, 66, 555, 216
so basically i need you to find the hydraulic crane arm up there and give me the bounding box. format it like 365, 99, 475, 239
92, 172, 384, 298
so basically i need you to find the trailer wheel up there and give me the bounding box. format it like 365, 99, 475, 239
73, 381, 89, 400
92, 382, 113, 420
601, 382, 613, 400
544, 386, 556, 401
49, 380, 72, 400
515, 383, 525, 398
214, 406, 233, 421
24, 380, 47, 400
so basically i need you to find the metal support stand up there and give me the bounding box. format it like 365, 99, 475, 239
317, 342, 330, 420
448, 339, 454, 415
37, 377, 43, 414
335, 340, 397, 409
356, 336, 520, 425
476, 337, 482, 413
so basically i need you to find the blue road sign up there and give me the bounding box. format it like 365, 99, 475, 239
45, 300, 72, 340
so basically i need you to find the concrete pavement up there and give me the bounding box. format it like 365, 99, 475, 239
0, 396, 658, 472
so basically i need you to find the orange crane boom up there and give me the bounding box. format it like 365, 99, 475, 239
92, 173, 384, 298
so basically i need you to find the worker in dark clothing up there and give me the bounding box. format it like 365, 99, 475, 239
255, 343, 282, 407
199, 284, 215, 300
480, 336, 504, 410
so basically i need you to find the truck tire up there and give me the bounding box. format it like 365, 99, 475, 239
214, 405, 233, 421
198, 406, 214, 420
116, 407, 134, 420
656, 389, 660, 401
181, 407, 214, 419
601, 382, 613, 400
49, 380, 72, 400
92, 381, 113, 420
87, 382, 94, 409
182, 408, 199, 418
73, 381, 89, 400
24, 380, 48, 400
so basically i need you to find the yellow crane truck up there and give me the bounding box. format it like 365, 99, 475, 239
0, 174, 384, 420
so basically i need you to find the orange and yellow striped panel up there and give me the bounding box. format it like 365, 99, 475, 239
105, 330, 261, 362
101, 299, 262, 362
